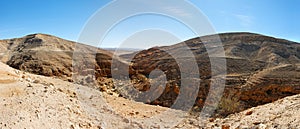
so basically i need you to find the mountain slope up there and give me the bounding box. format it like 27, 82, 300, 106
0, 61, 179, 129
0, 52, 300, 128
1, 32, 300, 117
124, 32, 300, 115
0, 34, 128, 88
205, 93, 300, 128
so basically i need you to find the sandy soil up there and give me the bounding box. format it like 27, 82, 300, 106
0, 61, 300, 129
0, 62, 194, 129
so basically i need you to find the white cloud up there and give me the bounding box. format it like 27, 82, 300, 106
233, 14, 254, 27
164, 6, 193, 17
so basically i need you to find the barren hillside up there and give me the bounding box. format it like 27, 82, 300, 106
0, 33, 300, 128
1, 60, 300, 128
0, 34, 131, 89
124, 32, 300, 115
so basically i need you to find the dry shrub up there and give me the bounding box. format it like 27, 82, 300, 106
217, 92, 242, 117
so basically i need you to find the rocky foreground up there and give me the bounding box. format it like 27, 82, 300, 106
0, 57, 300, 129
0, 61, 174, 129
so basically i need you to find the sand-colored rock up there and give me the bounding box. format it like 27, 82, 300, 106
0, 62, 194, 128
204, 93, 300, 128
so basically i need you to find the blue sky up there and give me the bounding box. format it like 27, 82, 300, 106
1, 0, 299, 48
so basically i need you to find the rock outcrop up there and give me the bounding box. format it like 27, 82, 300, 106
0, 34, 128, 86
122, 32, 300, 115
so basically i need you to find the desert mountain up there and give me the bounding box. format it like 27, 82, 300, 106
123, 32, 300, 115
0, 33, 300, 128
2, 54, 300, 128
0, 34, 132, 89
1, 32, 300, 117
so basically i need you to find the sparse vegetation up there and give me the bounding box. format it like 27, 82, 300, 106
217, 92, 242, 117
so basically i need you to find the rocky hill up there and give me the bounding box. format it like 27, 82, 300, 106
123, 32, 300, 115
0, 61, 180, 128
0, 32, 300, 128
0, 34, 132, 90
0, 49, 299, 128
1, 32, 300, 118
